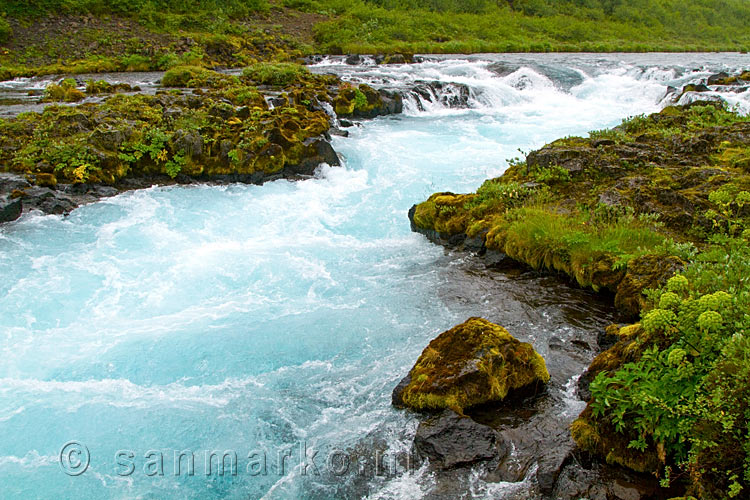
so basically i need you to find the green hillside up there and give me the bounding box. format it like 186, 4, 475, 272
1, 0, 749, 77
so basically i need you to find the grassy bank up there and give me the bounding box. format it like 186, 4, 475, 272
411, 102, 750, 497
308, 0, 750, 54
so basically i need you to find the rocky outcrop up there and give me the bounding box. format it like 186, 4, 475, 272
408, 102, 748, 317
392, 317, 550, 413
0, 173, 122, 218
0, 70, 344, 191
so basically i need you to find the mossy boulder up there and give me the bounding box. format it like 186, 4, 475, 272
333, 84, 403, 119
42, 79, 85, 103
392, 317, 550, 414
378, 53, 414, 65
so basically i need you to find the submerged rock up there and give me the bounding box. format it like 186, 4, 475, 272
414, 409, 507, 469
392, 317, 550, 413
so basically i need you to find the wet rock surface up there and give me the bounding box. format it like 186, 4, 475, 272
405, 81, 472, 110
419, 253, 683, 498
386, 252, 626, 498
0, 196, 22, 223
414, 410, 506, 469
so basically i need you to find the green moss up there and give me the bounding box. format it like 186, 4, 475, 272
162, 66, 238, 88
396, 317, 549, 413
0, 82, 335, 184
242, 62, 309, 86
42, 79, 85, 102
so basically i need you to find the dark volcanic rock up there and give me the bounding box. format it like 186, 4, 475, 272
171, 129, 203, 158
292, 137, 340, 174
707, 71, 730, 85
408, 81, 471, 110
0, 197, 22, 223
414, 410, 506, 469
552, 455, 684, 500
22, 187, 79, 215
535, 437, 575, 495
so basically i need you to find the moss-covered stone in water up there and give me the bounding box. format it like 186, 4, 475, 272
333, 83, 402, 119
162, 66, 238, 88
42, 79, 85, 103
394, 317, 550, 414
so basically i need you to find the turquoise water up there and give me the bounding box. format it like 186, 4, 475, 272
1, 55, 749, 499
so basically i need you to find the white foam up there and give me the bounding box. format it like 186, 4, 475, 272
0, 451, 57, 469
0, 377, 263, 413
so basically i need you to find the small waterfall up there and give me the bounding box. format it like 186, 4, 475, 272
309, 54, 750, 117
400, 81, 473, 113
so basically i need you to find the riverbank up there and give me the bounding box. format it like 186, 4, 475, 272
0, 64, 407, 221
409, 100, 750, 498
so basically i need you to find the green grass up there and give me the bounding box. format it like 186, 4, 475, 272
308, 0, 750, 53
2, 0, 750, 57
0, 0, 269, 31
242, 62, 309, 86
484, 204, 671, 289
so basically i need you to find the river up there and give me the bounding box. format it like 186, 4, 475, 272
0, 53, 748, 499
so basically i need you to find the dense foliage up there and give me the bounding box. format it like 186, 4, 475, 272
589, 234, 750, 498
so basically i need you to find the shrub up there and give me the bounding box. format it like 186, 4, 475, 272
161, 66, 237, 88
589, 238, 750, 498
0, 14, 11, 44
